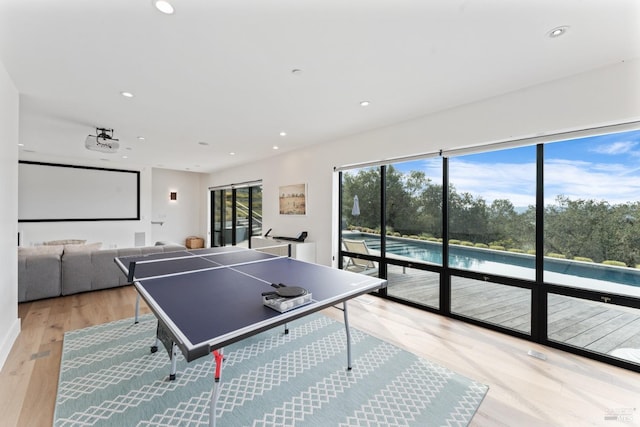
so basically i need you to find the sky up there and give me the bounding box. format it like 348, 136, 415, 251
394, 128, 640, 207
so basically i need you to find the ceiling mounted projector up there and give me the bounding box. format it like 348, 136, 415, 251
85, 128, 120, 153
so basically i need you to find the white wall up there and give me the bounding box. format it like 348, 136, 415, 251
17, 167, 206, 249
151, 168, 207, 245
206, 60, 640, 266
0, 61, 20, 369
18, 167, 153, 249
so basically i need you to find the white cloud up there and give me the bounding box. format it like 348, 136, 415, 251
448, 159, 536, 206
444, 158, 640, 207
544, 159, 640, 205
591, 140, 639, 155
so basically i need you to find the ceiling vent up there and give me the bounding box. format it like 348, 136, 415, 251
85, 128, 120, 153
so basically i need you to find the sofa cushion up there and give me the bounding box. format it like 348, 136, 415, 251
18, 253, 62, 302
64, 242, 102, 253
60, 244, 186, 296
19, 241, 187, 301
61, 251, 93, 295
18, 245, 64, 257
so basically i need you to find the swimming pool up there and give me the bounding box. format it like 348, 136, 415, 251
347, 234, 640, 291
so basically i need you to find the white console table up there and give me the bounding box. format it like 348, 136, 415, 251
250, 236, 316, 263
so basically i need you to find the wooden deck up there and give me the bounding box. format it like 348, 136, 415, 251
383, 265, 640, 361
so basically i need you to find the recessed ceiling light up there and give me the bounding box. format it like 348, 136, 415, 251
120, 91, 134, 98
153, 0, 174, 14
229, 152, 236, 156
548, 26, 569, 38
273, 145, 279, 150
137, 136, 145, 141
18, 143, 24, 147
198, 141, 209, 146
360, 101, 370, 107
291, 69, 303, 76
279, 132, 287, 137
122, 155, 128, 159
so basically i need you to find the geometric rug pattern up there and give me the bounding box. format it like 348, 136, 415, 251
54, 313, 488, 426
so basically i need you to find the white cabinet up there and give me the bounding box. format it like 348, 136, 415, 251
250, 236, 316, 263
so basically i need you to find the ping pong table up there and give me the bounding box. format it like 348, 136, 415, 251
115, 245, 386, 427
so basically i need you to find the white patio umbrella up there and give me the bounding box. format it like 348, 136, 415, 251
352, 195, 360, 216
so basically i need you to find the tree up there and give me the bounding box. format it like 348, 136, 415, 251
448, 187, 488, 243
342, 168, 381, 230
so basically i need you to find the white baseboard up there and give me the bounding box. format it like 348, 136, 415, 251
0, 317, 21, 371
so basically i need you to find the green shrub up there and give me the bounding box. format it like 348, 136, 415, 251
507, 248, 525, 253
427, 237, 439, 242
474, 243, 489, 248
526, 250, 536, 255
489, 245, 505, 251
573, 256, 594, 263
602, 260, 626, 267
449, 239, 461, 245
408, 235, 420, 239
546, 253, 566, 259
460, 241, 474, 246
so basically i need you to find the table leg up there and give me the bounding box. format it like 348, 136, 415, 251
134, 294, 140, 324
150, 337, 160, 353
343, 301, 352, 370
210, 349, 224, 427
170, 343, 178, 380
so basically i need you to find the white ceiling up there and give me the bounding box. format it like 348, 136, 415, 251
1, 0, 639, 173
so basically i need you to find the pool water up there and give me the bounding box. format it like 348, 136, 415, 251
360, 236, 640, 289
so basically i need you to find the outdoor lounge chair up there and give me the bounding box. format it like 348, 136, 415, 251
342, 238, 378, 276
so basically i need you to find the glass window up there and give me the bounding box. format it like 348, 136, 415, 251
451, 276, 531, 334
384, 159, 443, 266
211, 183, 262, 247
251, 186, 263, 237
448, 146, 537, 280
544, 130, 640, 297
212, 190, 224, 246
548, 293, 640, 367
387, 264, 440, 309
235, 188, 250, 246
341, 167, 381, 270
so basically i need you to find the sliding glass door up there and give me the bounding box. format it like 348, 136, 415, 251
448, 145, 536, 334
211, 189, 226, 247
210, 182, 262, 247
338, 127, 640, 372
543, 132, 640, 362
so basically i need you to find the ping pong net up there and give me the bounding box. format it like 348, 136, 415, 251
124, 243, 292, 283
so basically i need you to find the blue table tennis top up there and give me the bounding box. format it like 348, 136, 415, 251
116, 247, 386, 361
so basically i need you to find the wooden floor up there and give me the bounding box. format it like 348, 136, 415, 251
1, 285, 640, 427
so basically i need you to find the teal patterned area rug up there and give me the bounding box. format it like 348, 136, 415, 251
54, 313, 488, 426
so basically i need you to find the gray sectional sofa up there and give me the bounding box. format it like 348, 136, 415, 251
18, 242, 185, 302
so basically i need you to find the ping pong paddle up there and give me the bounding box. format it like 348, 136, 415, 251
262, 283, 308, 299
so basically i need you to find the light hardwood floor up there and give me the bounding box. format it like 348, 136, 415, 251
1, 285, 639, 427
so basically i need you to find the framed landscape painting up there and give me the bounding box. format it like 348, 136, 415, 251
279, 183, 307, 215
